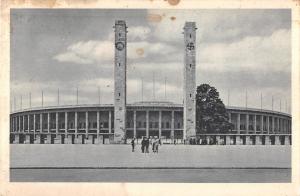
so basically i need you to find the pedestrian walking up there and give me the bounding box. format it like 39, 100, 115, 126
131, 138, 135, 152
141, 137, 145, 153
145, 137, 150, 153
153, 137, 159, 153
152, 139, 155, 152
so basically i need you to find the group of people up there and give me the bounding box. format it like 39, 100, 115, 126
131, 136, 161, 153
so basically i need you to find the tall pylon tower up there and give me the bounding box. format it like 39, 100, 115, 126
114, 20, 127, 143
183, 22, 197, 141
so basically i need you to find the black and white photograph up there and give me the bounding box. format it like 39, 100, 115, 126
1, 1, 299, 195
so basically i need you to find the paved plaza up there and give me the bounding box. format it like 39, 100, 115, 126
10, 144, 291, 168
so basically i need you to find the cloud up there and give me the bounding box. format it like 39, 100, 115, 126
54, 52, 93, 64
54, 40, 178, 64
54, 40, 114, 64
198, 29, 291, 72
147, 9, 290, 44
108, 26, 151, 42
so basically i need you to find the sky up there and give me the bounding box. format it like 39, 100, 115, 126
10, 9, 291, 113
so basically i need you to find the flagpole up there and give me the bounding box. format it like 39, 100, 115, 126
98, 86, 101, 105
260, 92, 262, 110
57, 88, 60, 106
164, 77, 167, 100
76, 87, 78, 105
227, 89, 230, 106
20, 95, 22, 110
280, 99, 281, 112
42, 90, 44, 107
14, 96, 16, 111
153, 72, 155, 101
29, 92, 31, 108
272, 95, 274, 111
245, 90, 248, 109
142, 77, 144, 102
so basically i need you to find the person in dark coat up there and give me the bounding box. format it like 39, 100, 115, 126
141, 137, 145, 153
131, 138, 135, 152
145, 137, 150, 153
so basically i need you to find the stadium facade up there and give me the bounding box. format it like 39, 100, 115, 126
9, 21, 292, 145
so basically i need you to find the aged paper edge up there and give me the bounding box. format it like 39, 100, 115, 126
0, 0, 299, 196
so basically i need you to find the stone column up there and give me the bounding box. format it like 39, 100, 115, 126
265, 136, 270, 145
256, 135, 262, 145
22, 115, 25, 132
277, 118, 280, 133
55, 135, 61, 144
33, 114, 36, 133
171, 110, 175, 141
266, 116, 270, 134
281, 119, 284, 133
47, 113, 50, 132
45, 134, 51, 144
14, 134, 19, 144
254, 114, 257, 134
284, 135, 288, 145
275, 135, 280, 145
246, 135, 251, 145
133, 110, 136, 138
18, 116, 21, 132
260, 115, 264, 134
65, 112, 68, 132
96, 111, 100, 135
246, 114, 249, 134
146, 110, 149, 138
14, 117, 16, 132
236, 135, 241, 145
108, 110, 112, 134
216, 135, 221, 145
16, 117, 18, 132
77, 135, 83, 144
284, 119, 286, 133
237, 113, 240, 133
39, 113, 43, 132
228, 112, 231, 123
16, 116, 18, 132
272, 116, 275, 133
66, 135, 73, 144
13, 117, 15, 132
159, 111, 162, 138
15, 117, 17, 132
34, 134, 41, 144
282, 119, 284, 134
12, 117, 15, 132
56, 112, 59, 133
85, 111, 89, 133
28, 115, 30, 132
75, 112, 78, 134
226, 135, 231, 145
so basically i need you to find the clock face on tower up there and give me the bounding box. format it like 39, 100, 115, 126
115, 42, 125, 51
186, 42, 195, 51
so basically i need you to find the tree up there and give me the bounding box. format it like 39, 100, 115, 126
196, 84, 233, 133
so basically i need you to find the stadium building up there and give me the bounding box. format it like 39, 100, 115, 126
9, 21, 292, 145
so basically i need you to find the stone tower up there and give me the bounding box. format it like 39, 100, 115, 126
114, 20, 127, 143
183, 22, 197, 140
